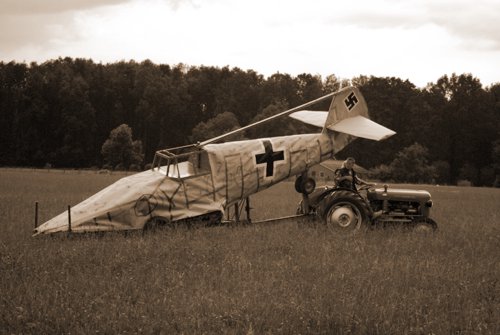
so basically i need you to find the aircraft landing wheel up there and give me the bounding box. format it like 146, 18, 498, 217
295, 175, 316, 195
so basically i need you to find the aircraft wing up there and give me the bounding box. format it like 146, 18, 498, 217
289, 110, 328, 128
328, 115, 396, 141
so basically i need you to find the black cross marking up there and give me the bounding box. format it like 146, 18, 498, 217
255, 140, 284, 177
344, 92, 358, 111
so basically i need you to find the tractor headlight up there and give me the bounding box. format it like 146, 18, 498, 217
425, 200, 433, 208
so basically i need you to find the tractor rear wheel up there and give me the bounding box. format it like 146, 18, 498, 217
319, 190, 370, 232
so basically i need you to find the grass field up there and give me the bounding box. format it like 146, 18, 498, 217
1, 169, 499, 334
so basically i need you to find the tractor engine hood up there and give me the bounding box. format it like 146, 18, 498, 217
367, 187, 431, 202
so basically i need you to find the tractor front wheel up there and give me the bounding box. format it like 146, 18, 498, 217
412, 218, 438, 233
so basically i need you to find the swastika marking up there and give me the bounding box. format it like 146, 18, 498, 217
344, 92, 358, 111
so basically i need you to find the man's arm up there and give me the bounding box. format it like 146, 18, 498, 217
335, 168, 353, 183
355, 175, 375, 186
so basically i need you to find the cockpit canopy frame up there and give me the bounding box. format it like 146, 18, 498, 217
152, 144, 211, 180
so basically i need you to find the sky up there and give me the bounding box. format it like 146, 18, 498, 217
1, 0, 499, 88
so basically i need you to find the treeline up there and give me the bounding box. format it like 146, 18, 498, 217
0, 57, 499, 185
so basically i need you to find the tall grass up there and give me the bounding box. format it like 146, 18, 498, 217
1, 169, 499, 334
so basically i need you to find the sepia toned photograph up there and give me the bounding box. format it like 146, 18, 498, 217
1, 0, 499, 334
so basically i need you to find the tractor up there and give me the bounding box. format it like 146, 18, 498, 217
295, 176, 438, 232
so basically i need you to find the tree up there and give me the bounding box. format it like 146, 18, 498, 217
323, 74, 342, 93
246, 100, 314, 139
431, 73, 494, 183
2, 57, 499, 184
190, 112, 243, 143
493, 137, 500, 187
0, 61, 29, 165
101, 124, 144, 169
259, 73, 300, 110
213, 67, 263, 125
389, 143, 436, 183
431, 160, 451, 184
57, 73, 97, 167
295, 73, 324, 103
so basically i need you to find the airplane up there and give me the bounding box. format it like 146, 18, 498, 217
33, 86, 395, 235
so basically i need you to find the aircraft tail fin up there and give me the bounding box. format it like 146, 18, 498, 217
290, 86, 395, 150
325, 86, 369, 130
323, 86, 395, 140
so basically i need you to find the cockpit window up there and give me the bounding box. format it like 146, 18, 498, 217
152, 146, 211, 179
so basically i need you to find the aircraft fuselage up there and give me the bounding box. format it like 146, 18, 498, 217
204, 132, 334, 205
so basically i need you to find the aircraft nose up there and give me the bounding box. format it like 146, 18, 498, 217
33, 169, 166, 235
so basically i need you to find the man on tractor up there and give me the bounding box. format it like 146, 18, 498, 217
334, 157, 374, 191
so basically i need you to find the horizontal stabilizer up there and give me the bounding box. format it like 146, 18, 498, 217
289, 110, 328, 128
328, 115, 396, 141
